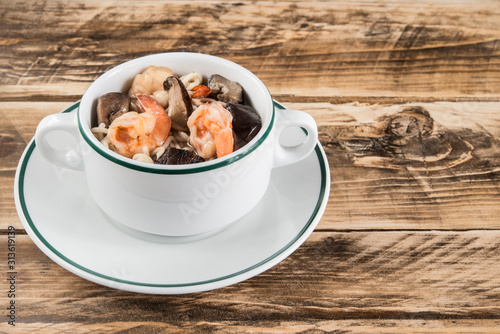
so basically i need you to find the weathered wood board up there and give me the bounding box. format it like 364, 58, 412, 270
1, 0, 500, 332
1, 231, 499, 332
1, 0, 499, 101
3, 101, 499, 231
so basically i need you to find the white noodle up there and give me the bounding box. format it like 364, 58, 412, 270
162, 135, 175, 148
100, 137, 110, 149
172, 137, 181, 149
132, 153, 154, 164
173, 132, 189, 143
91, 123, 108, 141
177, 131, 190, 141
180, 72, 202, 90
152, 146, 166, 159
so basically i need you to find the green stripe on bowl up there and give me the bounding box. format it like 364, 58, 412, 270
77, 93, 277, 174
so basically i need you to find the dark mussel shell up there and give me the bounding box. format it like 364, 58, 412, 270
154, 147, 205, 165
226, 102, 262, 150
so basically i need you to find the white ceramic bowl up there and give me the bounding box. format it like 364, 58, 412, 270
35, 52, 318, 240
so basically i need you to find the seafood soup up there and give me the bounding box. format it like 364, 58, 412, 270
91, 66, 262, 165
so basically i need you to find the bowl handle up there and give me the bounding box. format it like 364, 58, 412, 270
272, 108, 318, 169
34, 112, 84, 171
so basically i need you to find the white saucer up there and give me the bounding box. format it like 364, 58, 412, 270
14, 101, 330, 294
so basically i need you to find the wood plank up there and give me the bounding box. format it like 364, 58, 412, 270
1, 0, 499, 101
0, 102, 72, 230
3, 320, 500, 333
2, 101, 500, 231
4, 231, 500, 331
283, 101, 500, 230
2, 1, 499, 331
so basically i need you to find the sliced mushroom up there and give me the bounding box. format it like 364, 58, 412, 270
225, 102, 262, 149
208, 74, 243, 104
163, 76, 193, 131
153, 147, 205, 165
96, 92, 130, 127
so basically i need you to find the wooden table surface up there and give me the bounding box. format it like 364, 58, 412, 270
2, 0, 500, 332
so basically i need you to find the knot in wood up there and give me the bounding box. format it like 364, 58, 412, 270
387, 106, 433, 145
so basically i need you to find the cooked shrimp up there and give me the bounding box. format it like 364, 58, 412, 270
187, 103, 234, 159
107, 112, 158, 158
136, 94, 172, 145
107, 95, 171, 158
128, 66, 173, 108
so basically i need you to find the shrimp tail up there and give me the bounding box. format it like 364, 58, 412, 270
187, 103, 235, 159
136, 94, 172, 145
215, 127, 234, 158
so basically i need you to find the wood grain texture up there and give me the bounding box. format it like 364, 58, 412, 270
283, 101, 500, 230
1, 0, 500, 332
3, 101, 499, 231
1, 0, 499, 102
2, 232, 500, 332
1, 102, 73, 230
3, 321, 500, 334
